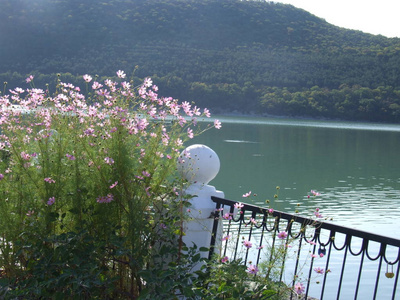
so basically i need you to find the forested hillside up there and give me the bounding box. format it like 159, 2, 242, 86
1, 0, 400, 122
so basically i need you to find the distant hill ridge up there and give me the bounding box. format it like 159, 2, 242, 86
1, 0, 400, 122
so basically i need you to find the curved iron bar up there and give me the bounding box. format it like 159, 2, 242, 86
210, 196, 400, 299
382, 243, 400, 265
262, 212, 279, 233
348, 236, 365, 256
332, 232, 348, 251
287, 219, 304, 240
301, 224, 319, 244
365, 240, 386, 261
385, 247, 400, 266
317, 229, 334, 248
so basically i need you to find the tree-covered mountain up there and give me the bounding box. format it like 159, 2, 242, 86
1, 0, 400, 122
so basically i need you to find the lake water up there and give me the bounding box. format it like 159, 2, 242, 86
193, 117, 400, 300
194, 116, 400, 238
193, 116, 400, 299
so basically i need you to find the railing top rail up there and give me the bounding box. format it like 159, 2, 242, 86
211, 196, 400, 248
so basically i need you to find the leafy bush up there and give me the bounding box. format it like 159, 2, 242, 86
0, 71, 219, 298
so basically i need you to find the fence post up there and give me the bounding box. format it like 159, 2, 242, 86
177, 144, 225, 263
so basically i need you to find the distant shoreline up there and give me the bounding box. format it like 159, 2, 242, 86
214, 109, 377, 124
211, 110, 400, 130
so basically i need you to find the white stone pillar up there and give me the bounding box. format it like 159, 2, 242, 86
177, 144, 225, 261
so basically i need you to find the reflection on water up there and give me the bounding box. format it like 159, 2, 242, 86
285, 178, 400, 239
224, 139, 259, 144
214, 115, 400, 132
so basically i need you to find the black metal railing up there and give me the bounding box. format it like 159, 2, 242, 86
209, 196, 400, 300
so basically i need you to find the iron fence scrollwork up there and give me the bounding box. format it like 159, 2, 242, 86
209, 196, 400, 300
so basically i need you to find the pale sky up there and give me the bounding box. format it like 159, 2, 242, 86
277, 0, 400, 38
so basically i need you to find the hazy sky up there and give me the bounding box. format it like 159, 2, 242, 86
277, 0, 400, 38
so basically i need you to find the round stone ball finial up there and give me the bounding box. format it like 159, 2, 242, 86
178, 144, 220, 185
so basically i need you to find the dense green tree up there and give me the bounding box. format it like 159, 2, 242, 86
1, 0, 400, 121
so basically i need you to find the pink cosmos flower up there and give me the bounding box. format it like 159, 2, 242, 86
83, 74, 92, 82
214, 119, 222, 129
193, 106, 201, 116
187, 128, 194, 139
308, 190, 321, 198
175, 138, 183, 147
222, 213, 232, 220
222, 235, 231, 241
20, 151, 31, 161
92, 81, 103, 90
250, 218, 257, 225
143, 77, 153, 88
121, 81, 131, 90
277, 231, 288, 239
247, 264, 259, 274
96, 194, 114, 203
221, 256, 229, 263
234, 202, 244, 209
96, 89, 110, 97
84, 128, 95, 136
142, 170, 151, 177
242, 191, 252, 198
109, 181, 118, 189
116, 70, 126, 78
104, 157, 115, 165
314, 208, 323, 218
66, 153, 76, 160
47, 197, 55, 206
268, 208, 274, 214
294, 282, 305, 295
181, 101, 191, 114
0, 174, 4, 181
145, 186, 151, 197
44, 177, 55, 183
311, 190, 321, 196
314, 267, 325, 274
243, 240, 252, 249
26, 75, 34, 83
